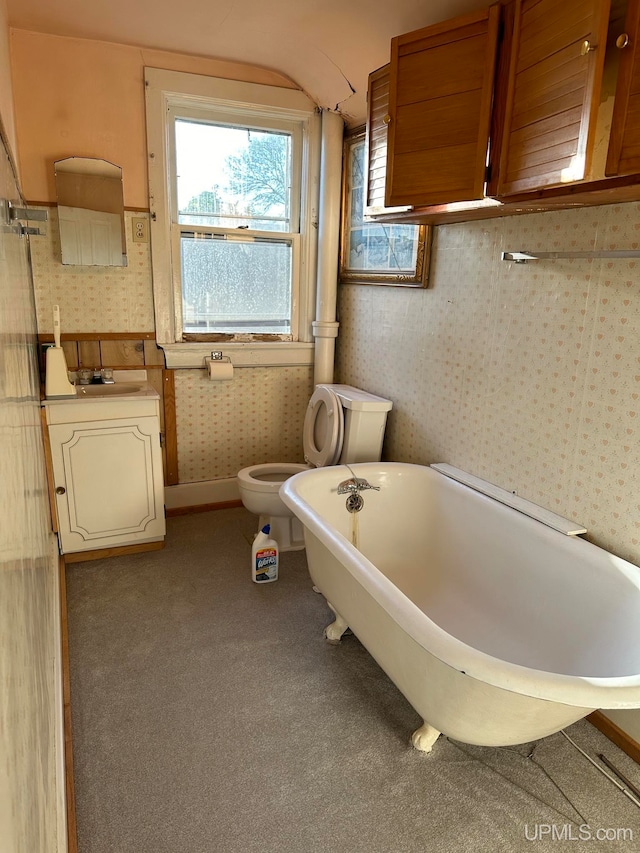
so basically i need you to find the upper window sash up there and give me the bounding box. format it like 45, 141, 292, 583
167, 106, 303, 235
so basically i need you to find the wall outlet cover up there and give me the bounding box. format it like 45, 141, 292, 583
132, 216, 149, 243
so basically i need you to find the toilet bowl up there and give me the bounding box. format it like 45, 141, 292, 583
238, 384, 392, 550
237, 462, 309, 550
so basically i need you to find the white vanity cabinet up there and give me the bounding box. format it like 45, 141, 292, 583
44, 390, 166, 555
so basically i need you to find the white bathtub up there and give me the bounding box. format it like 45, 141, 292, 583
280, 463, 640, 751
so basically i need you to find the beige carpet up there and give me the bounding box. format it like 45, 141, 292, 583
66, 508, 640, 852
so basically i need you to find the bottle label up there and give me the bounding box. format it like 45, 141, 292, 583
254, 547, 278, 581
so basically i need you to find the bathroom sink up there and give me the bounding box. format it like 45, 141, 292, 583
76, 382, 145, 397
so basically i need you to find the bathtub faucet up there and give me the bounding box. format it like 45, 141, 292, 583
337, 464, 380, 496
337, 477, 380, 495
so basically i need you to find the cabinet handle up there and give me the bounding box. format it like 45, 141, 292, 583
616, 33, 630, 49
581, 40, 597, 55
382, 114, 392, 125
55, 486, 66, 495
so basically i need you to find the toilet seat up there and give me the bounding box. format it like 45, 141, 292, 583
303, 385, 344, 467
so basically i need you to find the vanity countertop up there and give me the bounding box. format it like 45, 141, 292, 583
42, 369, 159, 405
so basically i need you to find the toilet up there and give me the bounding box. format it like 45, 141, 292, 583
238, 384, 393, 550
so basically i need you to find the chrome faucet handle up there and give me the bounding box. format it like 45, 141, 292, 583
336, 477, 380, 495
354, 477, 380, 491
337, 478, 358, 495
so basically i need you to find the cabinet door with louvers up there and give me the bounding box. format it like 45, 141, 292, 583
385, 5, 501, 208
497, 0, 611, 195
365, 64, 407, 215
606, 0, 640, 176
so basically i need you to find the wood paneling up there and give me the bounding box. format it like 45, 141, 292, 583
99, 339, 145, 366
61, 340, 78, 370
588, 711, 640, 765
146, 367, 171, 484
162, 369, 179, 486
498, 0, 611, 195
386, 5, 500, 208
606, 0, 640, 175
166, 499, 243, 517
77, 340, 101, 368
64, 540, 165, 563
143, 339, 166, 366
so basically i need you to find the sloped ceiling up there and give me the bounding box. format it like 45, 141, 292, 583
7, 0, 484, 125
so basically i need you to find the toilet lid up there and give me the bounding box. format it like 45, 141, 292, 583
303, 385, 344, 467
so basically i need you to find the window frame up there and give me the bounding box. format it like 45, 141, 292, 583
145, 68, 320, 367
339, 129, 431, 287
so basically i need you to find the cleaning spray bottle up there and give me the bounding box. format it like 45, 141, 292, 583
251, 524, 279, 584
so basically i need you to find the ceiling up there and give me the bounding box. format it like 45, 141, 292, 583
7, 0, 484, 125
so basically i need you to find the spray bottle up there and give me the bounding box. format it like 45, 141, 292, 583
251, 524, 279, 583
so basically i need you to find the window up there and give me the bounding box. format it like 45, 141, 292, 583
339, 131, 430, 287
145, 69, 320, 364
174, 118, 299, 337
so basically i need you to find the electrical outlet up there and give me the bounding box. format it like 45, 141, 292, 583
131, 216, 149, 243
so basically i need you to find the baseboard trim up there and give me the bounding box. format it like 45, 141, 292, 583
166, 499, 243, 517
64, 540, 165, 563
588, 711, 640, 765
59, 555, 78, 853
164, 477, 240, 510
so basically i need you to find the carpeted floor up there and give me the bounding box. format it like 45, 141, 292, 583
66, 508, 640, 853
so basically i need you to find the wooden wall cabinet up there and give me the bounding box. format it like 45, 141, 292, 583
497, 0, 611, 195
385, 5, 501, 208
367, 0, 640, 223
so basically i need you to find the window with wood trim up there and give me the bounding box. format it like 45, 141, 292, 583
144, 69, 320, 347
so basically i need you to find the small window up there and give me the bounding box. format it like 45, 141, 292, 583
145, 69, 320, 355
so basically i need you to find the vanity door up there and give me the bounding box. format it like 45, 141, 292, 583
49, 416, 165, 553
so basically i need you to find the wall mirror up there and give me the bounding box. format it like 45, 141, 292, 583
54, 157, 127, 267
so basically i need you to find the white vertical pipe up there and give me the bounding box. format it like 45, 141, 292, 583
313, 109, 344, 385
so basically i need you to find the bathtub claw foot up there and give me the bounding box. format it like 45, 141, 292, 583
324, 606, 349, 644
411, 722, 441, 753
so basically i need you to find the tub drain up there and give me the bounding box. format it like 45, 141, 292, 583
346, 493, 364, 513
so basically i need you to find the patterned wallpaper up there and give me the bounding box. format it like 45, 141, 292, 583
31, 209, 155, 333
175, 365, 314, 482
337, 201, 640, 567
30, 210, 315, 484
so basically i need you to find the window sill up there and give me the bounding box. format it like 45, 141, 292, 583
160, 341, 315, 369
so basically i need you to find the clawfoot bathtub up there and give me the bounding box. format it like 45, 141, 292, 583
280, 463, 640, 752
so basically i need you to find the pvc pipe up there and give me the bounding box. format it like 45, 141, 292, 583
313, 110, 343, 386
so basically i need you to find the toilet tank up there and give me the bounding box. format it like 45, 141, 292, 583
328, 384, 393, 464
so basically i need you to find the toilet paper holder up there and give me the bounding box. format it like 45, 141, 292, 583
204, 350, 234, 381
